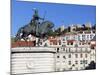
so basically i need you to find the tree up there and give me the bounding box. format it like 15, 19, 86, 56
85, 61, 96, 70
92, 24, 96, 30
11, 36, 16, 43
62, 28, 68, 34
68, 26, 71, 32
48, 30, 57, 36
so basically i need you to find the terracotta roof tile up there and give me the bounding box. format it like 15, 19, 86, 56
11, 41, 35, 48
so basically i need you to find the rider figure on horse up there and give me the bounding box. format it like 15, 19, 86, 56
33, 9, 43, 21
30, 9, 44, 25
30, 9, 44, 36
15, 8, 54, 47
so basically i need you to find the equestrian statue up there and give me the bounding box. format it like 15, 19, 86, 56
15, 9, 54, 46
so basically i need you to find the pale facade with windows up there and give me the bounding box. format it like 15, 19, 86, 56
77, 31, 95, 41
11, 31, 96, 74
55, 47, 95, 71
44, 31, 96, 71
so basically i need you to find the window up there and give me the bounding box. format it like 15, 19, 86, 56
69, 61, 71, 65
75, 61, 78, 64
71, 42, 73, 45
57, 56, 60, 58
80, 60, 83, 64
85, 54, 88, 58
82, 42, 84, 45
73, 36, 75, 40
78, 35, 80, 40
59, 40, 61, 45
88, 42, 90, 45
90, 35, 93, 39
57, 48, 59, 52
75, 54, 78, 58
91, 46, 95, 49
66, 37, 68, 40
85, 60, 87, 64
82, 35, 85, 37
67, 42, 69, 45
63, 56, 66, 59
80, 54, 83, 58
83, 60, 87, 64
52, 41, 57, 45
68, 54, 71, 58
87, 35, 89, 40
63, 38, 65, 41
55, 42, 57, 45
82, 35, 85, 40
63, 48, 65, 51
62, 45, 66, 47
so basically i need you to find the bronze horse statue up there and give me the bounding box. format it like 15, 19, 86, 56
15, 21, 54, 41
15, 9, 54, 46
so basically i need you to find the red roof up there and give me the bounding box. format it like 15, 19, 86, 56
11, 41, 35, 48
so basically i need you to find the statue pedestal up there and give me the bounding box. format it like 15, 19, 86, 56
11, 47, 56, 74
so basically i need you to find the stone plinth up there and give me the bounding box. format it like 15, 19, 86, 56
11, 47, 56, 74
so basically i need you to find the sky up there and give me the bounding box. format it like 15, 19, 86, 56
11, 0, 96, 36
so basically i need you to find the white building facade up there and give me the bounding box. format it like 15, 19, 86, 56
11, 31, 96, 74
46, 31, 96, 71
